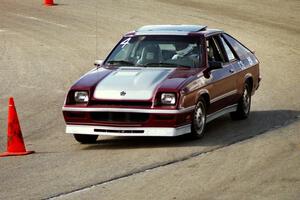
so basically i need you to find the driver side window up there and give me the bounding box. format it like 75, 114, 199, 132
206, 36, 226, 63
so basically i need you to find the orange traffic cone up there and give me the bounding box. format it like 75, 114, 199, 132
0, 97, 34, 157
44, 0, 54, 6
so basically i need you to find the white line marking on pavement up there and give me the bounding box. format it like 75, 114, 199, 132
13, 13, 68, 28
0, 29, 7, 32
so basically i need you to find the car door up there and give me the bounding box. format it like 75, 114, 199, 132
206, 35, 238, 113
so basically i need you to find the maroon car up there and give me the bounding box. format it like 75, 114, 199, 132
62, 25, 260, 143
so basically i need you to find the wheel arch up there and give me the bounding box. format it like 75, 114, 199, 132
196, 89, 210, 108
244, 73, 254, 93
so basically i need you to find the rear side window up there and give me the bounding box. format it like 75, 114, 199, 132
223, 34, 251, 59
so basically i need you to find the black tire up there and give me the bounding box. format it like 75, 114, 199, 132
189, 98, 207, 139
230, 83, 251, 120
73, 134, 98, 144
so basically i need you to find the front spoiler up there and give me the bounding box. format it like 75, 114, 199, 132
66, 124, 191, 137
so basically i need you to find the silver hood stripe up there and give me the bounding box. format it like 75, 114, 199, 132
93, 67, 174, 100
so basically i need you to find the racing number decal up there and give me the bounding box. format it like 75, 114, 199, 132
120, 38, 131, 48
238, 61, 245, 69
247, 57, 253, 66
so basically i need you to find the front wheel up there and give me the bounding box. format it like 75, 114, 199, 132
73, 134, 98, 144
230, 83, 251, 120
190, 99, 207, 139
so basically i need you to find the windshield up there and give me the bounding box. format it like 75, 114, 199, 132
105, 35, 202, 68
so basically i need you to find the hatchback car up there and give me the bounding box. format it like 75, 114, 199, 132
62, 25, 260, 143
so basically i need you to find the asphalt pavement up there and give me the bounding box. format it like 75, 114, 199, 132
0, 0, 299, 199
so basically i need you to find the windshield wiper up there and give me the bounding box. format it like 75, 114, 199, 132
107, 60, 135, 66
144, 62, 178, 67
144, 62, 191, 68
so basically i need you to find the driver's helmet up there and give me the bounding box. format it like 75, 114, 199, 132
175, 42, 189, 51
173, 42, 194, 59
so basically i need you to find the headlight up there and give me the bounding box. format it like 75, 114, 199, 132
161, 93, 176, 105
74, 91, 89, 103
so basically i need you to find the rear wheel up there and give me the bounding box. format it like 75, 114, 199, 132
190, 98, 207, 138
73, 134, 98, 144
230, 83, 251, 120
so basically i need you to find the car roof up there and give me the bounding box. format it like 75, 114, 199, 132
125, 25, 223, 37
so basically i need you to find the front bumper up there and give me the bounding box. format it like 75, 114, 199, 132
62, 106, 194, 127
66, 124, 191, 137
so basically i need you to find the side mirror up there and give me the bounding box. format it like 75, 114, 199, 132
208, 61, 223, 70
94, 59, 103, 68
203, 68, 210, 79
203, 61, 223, 79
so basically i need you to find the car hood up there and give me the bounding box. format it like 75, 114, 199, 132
73, 66, 200, 101
93, 67, 174, 100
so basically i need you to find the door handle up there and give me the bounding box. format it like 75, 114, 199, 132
229, 69, 235, 73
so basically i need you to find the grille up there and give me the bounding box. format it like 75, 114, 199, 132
90, 112, 149, 123
64, 112, 86, 118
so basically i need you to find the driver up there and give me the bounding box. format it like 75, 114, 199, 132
171, 42, 199, 67
172, 42, 194, 59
